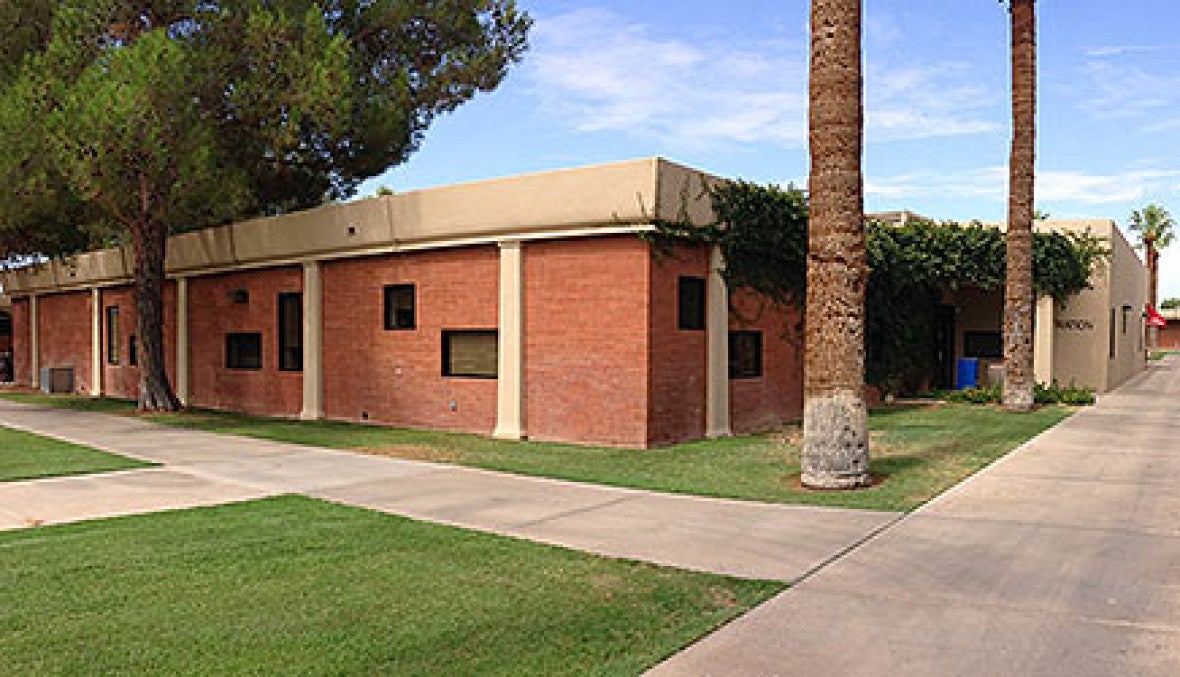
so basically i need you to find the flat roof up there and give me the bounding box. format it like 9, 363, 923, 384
1, 157, 720, 296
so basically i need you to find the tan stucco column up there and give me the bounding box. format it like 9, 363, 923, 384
493, 240, 525, 440
706, 245, 732, 438
90, 288, 102, 396
29, 293, 39, 389
175, 277, 190, 405
1033, 295, 1055, 385
300, 261, 324, 421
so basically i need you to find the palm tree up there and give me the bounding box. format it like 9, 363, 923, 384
1130, 204, 1175, 309
1002, 0, 1037, 412
801, 0, 870, 489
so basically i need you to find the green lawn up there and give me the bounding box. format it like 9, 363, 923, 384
0, 425, 150, 482
0, 496, 781, 675
0, 392, 1070, 511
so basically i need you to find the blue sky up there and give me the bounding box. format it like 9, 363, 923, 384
357, 1, 1180, 299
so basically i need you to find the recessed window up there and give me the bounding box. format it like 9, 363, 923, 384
678, 276, 706, 330
226, 333, 263, 370
384, 284, 416, 330
0, 312, 11, 336
1109, 307, 1117, 360
128, 335, 137, 367
729, 331, 763, 379
1122, 305, 1132, 335
442, 330, 498, 378
278, 292, 303, 372
963, 331, 1003, 359
106, 306, 120, 365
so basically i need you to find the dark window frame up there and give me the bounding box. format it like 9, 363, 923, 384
106, 306, 120, 366
677, 276, 706, 331
226, 332, 263, 371
441, 329, 498, 379
1109, 307, 1117, 360
729, 330, 763, 379
1121, 305, 1132, 336
278, 292, 303, 372
383, 284, 417, 331
963, 331, 1004, 360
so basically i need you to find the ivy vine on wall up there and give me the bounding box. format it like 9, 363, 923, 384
645, 180, 1108, 390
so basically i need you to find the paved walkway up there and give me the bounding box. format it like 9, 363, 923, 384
652, 358, 1180, 676
0, 399, 894, 582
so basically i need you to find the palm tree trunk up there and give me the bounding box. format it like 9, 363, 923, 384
1002, 0, 1037, 412
802, 0, 870, 489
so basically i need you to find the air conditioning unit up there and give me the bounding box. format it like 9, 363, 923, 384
40, 367, 75, 394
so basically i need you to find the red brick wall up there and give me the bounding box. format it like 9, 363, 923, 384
1160, 322, 1180, 350
728, 289, 805, 435
322, 246, 499, 433
37, 291, 93, 394
525, 236, 651, 446
100, 284, 178, 401
188, 269, 301, 415
647, 245, 709, 446
11, 299, 29, 386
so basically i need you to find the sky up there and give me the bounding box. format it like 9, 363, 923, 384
356, 0, 1180, 300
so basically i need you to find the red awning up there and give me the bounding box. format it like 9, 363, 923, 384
1146, 304, 1168, 328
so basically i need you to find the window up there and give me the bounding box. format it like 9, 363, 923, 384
678, 276, 706, 330
1109, 307, 1116, 359
1122, 305, 1132, 335
963, 331, 1003, 359
0, 312, 10, 336
128, 335, 137, 367
729, 331, 763, 379
442, 330, 498, 378
384, 284, 416, 330
106, 307, 120, 365
278, 293, 303, 371
226, 333, 262, 370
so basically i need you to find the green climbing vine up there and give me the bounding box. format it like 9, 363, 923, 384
646, 180, 1109, 389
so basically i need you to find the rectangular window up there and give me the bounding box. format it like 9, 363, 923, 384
0, 312, 11, 336
1109, 307, 1117, 360
384, 284, 416, 330
1122, 305, 1132, 335
963, 331, 1003, 359
106, 306, 120, 365
226, 333, 263, 370
729, 330, 763, 379
278, 292, 303, 372
678, 276, 706, 330
442, 330, 498, 378
128, 335, 137, 367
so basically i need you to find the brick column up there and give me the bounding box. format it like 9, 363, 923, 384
175, 277, 190, 405
494, 240, 525, 440
90, 288, 102, 396
300, 261, 324, 421
29, 293, 39, 389
705, 245, 732, 438
1033, 295, 1055, 385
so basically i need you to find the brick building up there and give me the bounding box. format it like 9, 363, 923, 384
0, 159, 803, 447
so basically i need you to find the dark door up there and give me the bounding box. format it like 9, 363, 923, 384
932, 305, 956, 389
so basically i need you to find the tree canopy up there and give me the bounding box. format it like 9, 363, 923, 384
0, 0, 531, 259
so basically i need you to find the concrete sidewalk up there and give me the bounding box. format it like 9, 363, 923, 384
652, 358, 1180, 676
0, 399, 895, 582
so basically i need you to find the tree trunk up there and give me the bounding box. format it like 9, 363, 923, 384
130, 220, 181, 412
1147, 240, 1159, 349
1002, 0, 1037, 412
801, 0, 871, 490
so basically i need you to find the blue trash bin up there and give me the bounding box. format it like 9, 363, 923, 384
955, 358, 980, 390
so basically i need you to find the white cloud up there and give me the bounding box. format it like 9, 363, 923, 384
867, 166, 1180, 205
1084, 44, 1180, 58
527, 8, 998, 149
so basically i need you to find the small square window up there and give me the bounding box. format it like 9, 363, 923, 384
678, 276, 706, 330
729, 331, 763, 379
384, 284, 416, 330
226, 333, 263, 370
128, 335, 137, 367
964, 331, 1003, 359
442, 330, 498, 378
